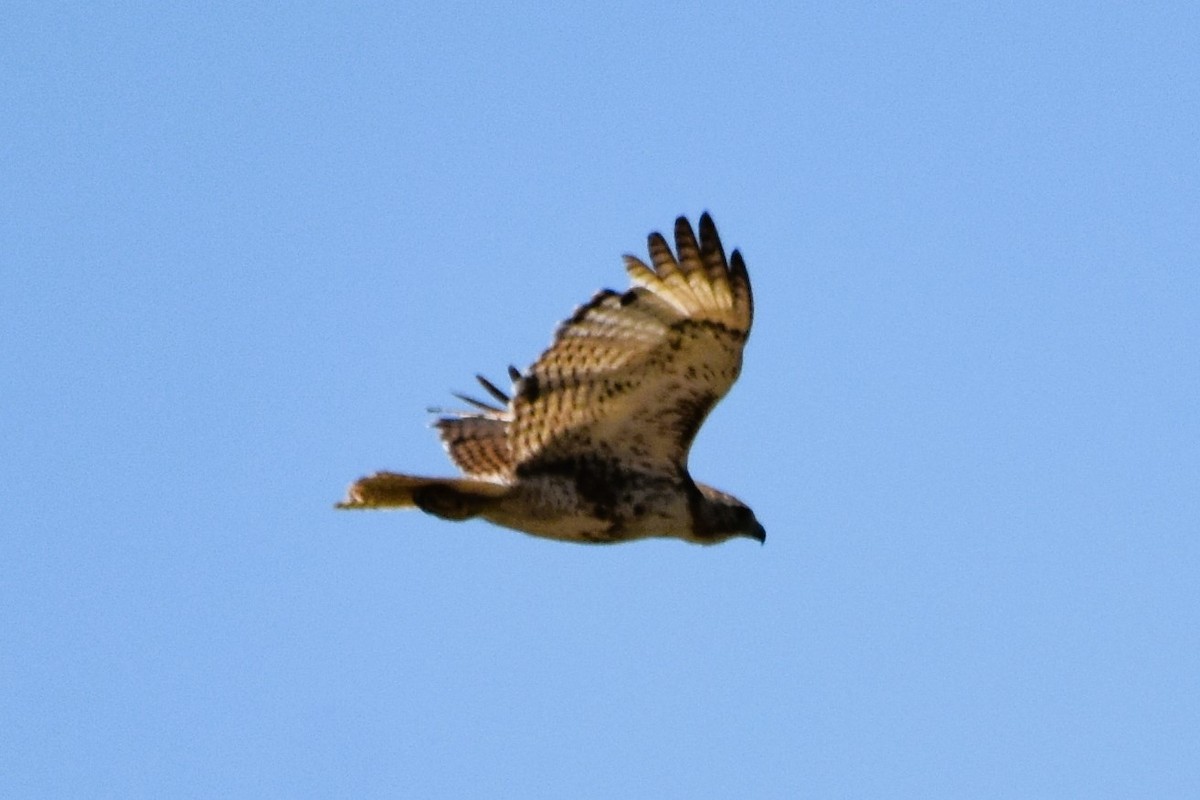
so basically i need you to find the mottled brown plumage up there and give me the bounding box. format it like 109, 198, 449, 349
338, 213, 764, 545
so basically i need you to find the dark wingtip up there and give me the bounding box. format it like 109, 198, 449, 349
697, 213, 726, 272
730, 248, 747, 276
453, 392, 504, 413
647, 230, 672, 255
730, 248, 752, 324
475, 374, 511, 404
674, 215, 696, 242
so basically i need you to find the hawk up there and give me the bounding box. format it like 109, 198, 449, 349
338, 213, 765, 545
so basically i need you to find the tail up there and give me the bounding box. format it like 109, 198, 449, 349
336, 472, 510, 521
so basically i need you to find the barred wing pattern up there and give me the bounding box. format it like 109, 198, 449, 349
435, 415, 511, 482
439, 213, 753, 482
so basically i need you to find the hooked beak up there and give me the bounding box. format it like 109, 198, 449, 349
747, 522, 766, 544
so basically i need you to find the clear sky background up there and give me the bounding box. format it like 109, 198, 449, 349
3, 3, 1198, 797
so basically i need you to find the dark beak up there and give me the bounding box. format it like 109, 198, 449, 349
747, 522, 766, 544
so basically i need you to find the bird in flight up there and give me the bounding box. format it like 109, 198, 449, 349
338, 213, 764, 545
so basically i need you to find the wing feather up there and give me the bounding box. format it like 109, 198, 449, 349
674, 216, 719, 312
646, 231, 703, 315
436, 415, 513, 481
436, 374, 515, 480
698, 213, 734, 311
507, 213, 753, 475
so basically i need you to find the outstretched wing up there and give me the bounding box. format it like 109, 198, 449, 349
506, 213, 753, 477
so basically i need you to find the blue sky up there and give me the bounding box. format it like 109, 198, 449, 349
3, 2, 1198, 797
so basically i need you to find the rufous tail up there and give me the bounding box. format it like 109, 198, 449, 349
336, 472, 509, 521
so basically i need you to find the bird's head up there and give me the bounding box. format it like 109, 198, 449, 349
691, 483, 766, 545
